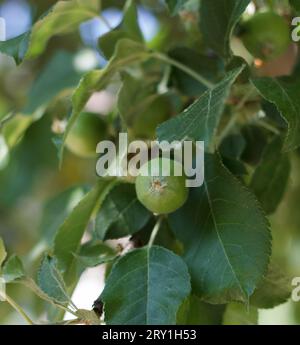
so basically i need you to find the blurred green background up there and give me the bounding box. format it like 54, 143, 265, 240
0, 0, 300, 324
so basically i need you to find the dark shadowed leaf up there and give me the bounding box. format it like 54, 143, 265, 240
200, 0, 250, 58
290, 0, 300, 12
169, 47, 224, 96
101, 246, 191, 324
220, 134, 246, 159
95, 183, 151, 240
165, 0, 189, 15
76, 241, 117, 268
241, 125, 268, 165
169, 154, 271, 303
251, 77, 300, 151
250, 137, 291, 215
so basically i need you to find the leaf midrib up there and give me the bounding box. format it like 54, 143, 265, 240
204, 180, 246, 297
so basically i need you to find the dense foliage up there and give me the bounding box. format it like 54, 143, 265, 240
0, 0, 300, 325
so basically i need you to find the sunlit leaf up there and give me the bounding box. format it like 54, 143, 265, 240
157, 66, 244, 147
59, 39, 149, 165
25, 0, 101, 59
39, 186, 86, 246
223, 303, 258, 325
53, 180, 116, 283
2, 255, 25, 283
99, 0, 143, 59
76, 309, 100, 325
0, 237, 7, 268
23, 51, 81, 114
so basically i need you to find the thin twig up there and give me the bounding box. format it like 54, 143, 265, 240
256, 119, 281, 135
97, 14, 113, 31
216, 88, 256, 146
148, 217, 163, 247
152, 52, 214, 89
2, 293, 35, 325
0, 111, 17, 130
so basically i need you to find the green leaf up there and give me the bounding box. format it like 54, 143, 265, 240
118, 72, 158, 126
17, 277, 68, 308
177, 295, 225, 325
99, 0, 143, 59
251, 77, 300, 151
220, 134, 246, 159
241, 125, 267, 165
223, 303, 258, 325
101, 246, 191, 325
0, 32, 29, 65
76, 309, 100, 325
2, 255, 25, 283
133, 218, 184, 255
76, 241, 117, 268
2, 114, 35, 149
169, 47, 223, 96
37, 255, 70, 304
157, 66, 244, 146
95, 183, 152, 240
169, 154, 271, 303
250, 263, 292, 309
59, 39, 149, 164
220, 134, 247, 177
200, 0, 250, 58
39, 186, 86, 246
290, 0, 300, 12
53, 180, 115, 280
25, 0, 101, 60
165, 0, 189, 15
0, 237, 7, 268
23, 51, 81, 114
250, 137, 291, 215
